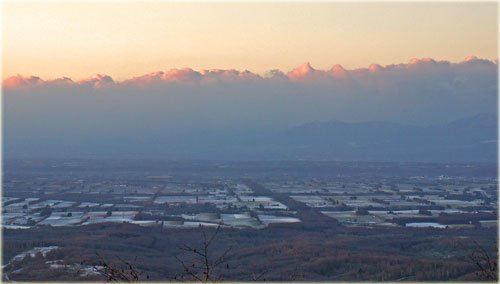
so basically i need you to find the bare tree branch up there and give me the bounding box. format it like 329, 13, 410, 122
174, 224, 231, 282
91, 253, 148, 282
469, 240, 498, 281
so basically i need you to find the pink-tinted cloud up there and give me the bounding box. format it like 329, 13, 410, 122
3, 56, 496, 150
123, 71, 165, 86
3, 56, 497, 89
162, 68, 202, 82
458, 55, 496, 67
265, 69, 287, 80
287, 62, 316, 80
200, 69, 262, 82
330, 64, 347, 77
47, 77, 74, 85
77, 74, 115, 88
368, 64, 383, 72
3, 75, 43, 89
408, 57, 436, 65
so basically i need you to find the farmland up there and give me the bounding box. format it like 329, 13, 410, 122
2, 159, 497, 281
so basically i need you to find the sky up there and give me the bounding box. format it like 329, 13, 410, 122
2, 1, 498, 80
2, 1, 498, 160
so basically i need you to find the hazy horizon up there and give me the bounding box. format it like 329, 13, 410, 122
2, 2, 499, 282
2, 2, 498, 162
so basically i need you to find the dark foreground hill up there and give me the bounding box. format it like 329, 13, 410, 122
3, 220, 497, 281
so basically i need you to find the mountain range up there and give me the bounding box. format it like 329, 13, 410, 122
5, 113, 497, 163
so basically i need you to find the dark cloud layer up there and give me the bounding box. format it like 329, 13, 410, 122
3, 57, 497, 159
4, 57, 497, 124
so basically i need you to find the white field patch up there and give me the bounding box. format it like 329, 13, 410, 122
114, 204, 142, 209
426, 199, 483, 207
161, 220, 226, 228
38, 212, 85, 226
29, 200, 65, 209
81, 211, 137, 225
234, 184, 254, 195
77, 202, 100, 208
3, 200, 36, 213
479, 220, 497, 228
4, 213, 47, 226
405, 222, 446, 228
100, 203, 114, 208
2, 212, 25, 224
153, 196, 198, 204
182, 213, 220, 222
52, 201, 76, 209
220, 213, 263, 228
45, 260, 103, 277
321, 211, 385, 225
239, 195, 289, 210
123, 196, 152, 203
129, 220, 161, 227
333, 195, 397, 208
290, 195, 333, 207
198, 195, 238, 204
3, 246, 59, 269
2, 197, 23, 205
2, 225, 31, 229
257, 214, 300, 226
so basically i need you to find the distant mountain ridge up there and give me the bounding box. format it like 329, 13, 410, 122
4, 113, 497, 162
271, 113, 497, 162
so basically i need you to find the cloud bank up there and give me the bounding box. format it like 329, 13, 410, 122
4, 56, 497, 89
3, 56, 498, 159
